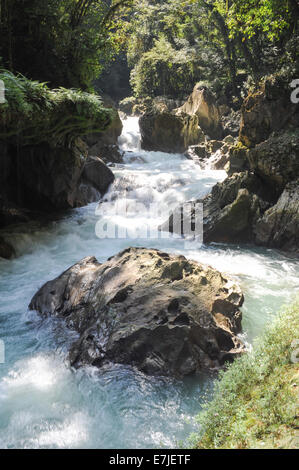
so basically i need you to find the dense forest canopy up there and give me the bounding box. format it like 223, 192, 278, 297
0, 1, 298, 100
126, 0, 298, 101
0, 0, 133, 89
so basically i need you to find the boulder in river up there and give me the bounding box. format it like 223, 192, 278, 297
160, 172, 272, 244
29, 247, 244, 377
177, 84, 223, 139
84, 108, 124, 163
139, 109, 205, 154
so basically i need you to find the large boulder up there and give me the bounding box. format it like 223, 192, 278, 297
160, 172, 272, 244
254, 179, 299, 252
75, 156, 115, 206
139, 110, 205, 153
84, 108, 123, 163
29, 247, 244, 377
177, 85, 223, 139
247, 131, 299, 194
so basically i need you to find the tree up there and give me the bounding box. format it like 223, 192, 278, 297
0, 0, 133, 89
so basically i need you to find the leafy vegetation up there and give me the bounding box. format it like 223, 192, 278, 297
0, 70, 113, 145
189, 300, 299, 449
0, 0, 133, 90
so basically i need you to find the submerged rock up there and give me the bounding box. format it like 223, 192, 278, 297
29, 247, 244, 377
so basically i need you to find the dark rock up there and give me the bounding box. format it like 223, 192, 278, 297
239, 76, 298, 148
119, 96, 137, 115
75, 156, 115, 205
0, 235, 15, 259
160, 172, 272, 244
84, 109, 123, 163
221, 109, 241, 137
247, 131, 299, 194
139, 110, 205, 153
0, 137, 115, 216
254, 179, 299, 252
29, 247, 244, 377
227, 145, 250, 176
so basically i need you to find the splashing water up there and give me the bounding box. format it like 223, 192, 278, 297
0, 116, 298, 448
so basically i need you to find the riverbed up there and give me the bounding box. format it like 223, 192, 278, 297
0, 117, 298, 448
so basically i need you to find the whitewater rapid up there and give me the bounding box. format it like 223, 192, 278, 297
0, 117, 298, 448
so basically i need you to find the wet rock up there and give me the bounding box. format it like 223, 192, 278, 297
84, 109, 123, 163
29, 247, 244, 377
75, 156, 115, 205
160, 172, 272, 243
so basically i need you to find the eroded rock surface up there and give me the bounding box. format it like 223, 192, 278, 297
177, 84, 223, 139
29, 247, 244, 377
254, 179, 299, 251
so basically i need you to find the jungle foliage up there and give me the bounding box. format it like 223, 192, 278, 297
0, 70, 113, 145
126, 0, 299, 100
0, 0, 133, 89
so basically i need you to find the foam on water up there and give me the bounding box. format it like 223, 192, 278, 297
0, 116, 298, 448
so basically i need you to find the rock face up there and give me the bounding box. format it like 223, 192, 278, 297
248, 131, 299, 194
177, 84, 223, 139
239, 76, 298, 148
0, 235, 15, 259
161, 76, 299, 253
84, 108, 123, 163
160, 172, 271, 243
75, 156, 115, 206
254, 180, 299, 251
0, 138, 115, 217
139, 110, 204, 153
138, 85, 223, 153
29, 247, 244, 377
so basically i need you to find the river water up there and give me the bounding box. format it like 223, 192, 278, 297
0, 117, 298, 448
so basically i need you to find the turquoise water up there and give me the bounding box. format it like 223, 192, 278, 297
0, 118, 298, 448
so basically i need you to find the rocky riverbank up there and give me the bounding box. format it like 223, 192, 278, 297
155, 75, 299, 253
0, 72, 123, 258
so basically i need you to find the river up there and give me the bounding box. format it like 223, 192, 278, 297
0, 117, 298, 448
